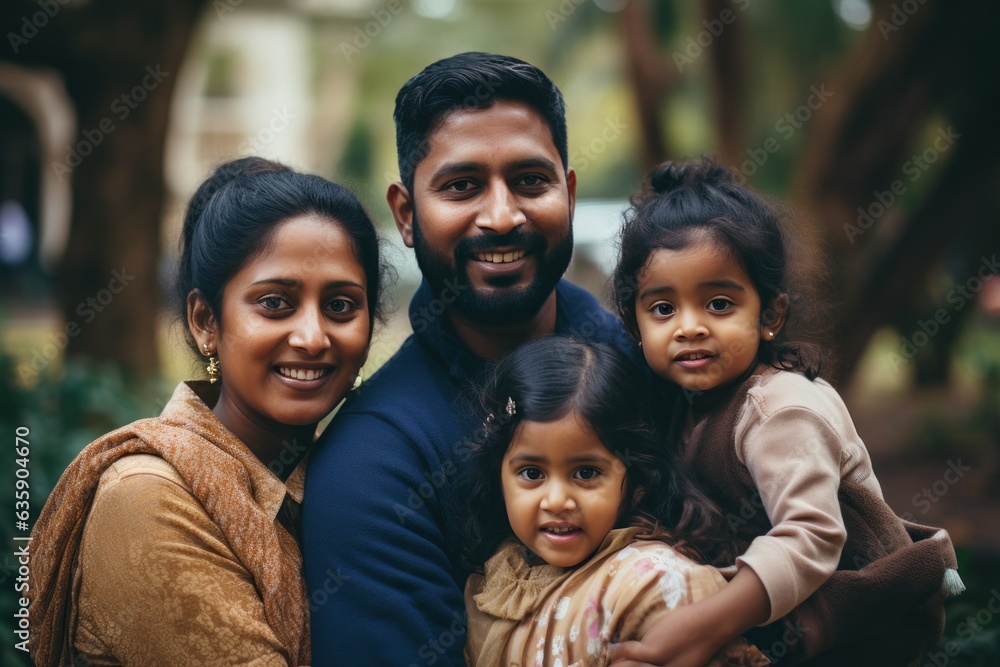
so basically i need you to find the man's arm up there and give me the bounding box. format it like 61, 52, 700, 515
304, 412, 467, 666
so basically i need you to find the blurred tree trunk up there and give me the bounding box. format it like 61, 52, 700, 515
793, 0, 1000, 384
704, 0, 747, 168
619, 0, 673, 172
619, 0, 747, 172
1, 0, 207, 378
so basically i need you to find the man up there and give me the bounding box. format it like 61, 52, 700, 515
303, 52, 638, 666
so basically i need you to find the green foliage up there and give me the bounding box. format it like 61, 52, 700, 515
0, 352, 170, 665
906, 319, 1000, 459
939, 546, 1000, 664
339, 115, 376, 187
203, 46, 240, 98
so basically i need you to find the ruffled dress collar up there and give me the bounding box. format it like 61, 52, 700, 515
473, 527, 641, 621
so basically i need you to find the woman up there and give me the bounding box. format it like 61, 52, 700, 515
28, 157, 387, 666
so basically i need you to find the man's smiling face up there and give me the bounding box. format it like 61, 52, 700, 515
394, 99, 576, 326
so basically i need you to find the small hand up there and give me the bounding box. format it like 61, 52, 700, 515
608, 606, 724, 667
609, 640, 721, 667
607, 640, 657, 667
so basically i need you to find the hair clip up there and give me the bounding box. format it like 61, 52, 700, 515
505, 396, 516, 417
485, 413, 496, 425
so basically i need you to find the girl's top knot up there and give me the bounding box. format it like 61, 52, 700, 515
649, 158, 735, 194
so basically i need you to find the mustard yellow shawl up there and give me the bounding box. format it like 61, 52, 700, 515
28, 382, 309, 666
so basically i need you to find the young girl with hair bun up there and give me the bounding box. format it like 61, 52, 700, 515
610, 157, 963, 666
461, 335, 767, 667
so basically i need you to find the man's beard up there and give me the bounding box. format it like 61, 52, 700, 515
411, 212, 573, 327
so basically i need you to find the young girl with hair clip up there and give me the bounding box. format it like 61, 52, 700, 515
461, 335, 768, 667
610, 157, 963, 667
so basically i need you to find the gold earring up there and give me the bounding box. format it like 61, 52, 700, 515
202, 343, 220, 384
206, 356, 220, 383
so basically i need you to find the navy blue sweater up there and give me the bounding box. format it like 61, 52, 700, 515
303, 279, 638, 666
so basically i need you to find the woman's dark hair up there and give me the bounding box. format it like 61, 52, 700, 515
174, 156, 390, 353
393, 51, 568, 192
461, 335, 732, 570
612, 157, 824, 380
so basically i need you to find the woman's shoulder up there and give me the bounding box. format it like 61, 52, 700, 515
101, 452, 180, 477
83, 451, 230, 558
85, 452, 218, 540
93, 452, 190, 501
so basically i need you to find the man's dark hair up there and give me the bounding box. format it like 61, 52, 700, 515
392, 51, 569, 192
